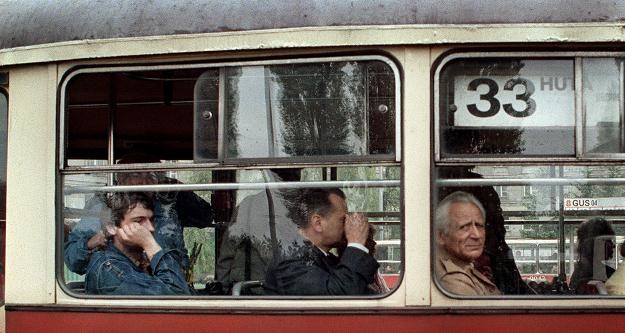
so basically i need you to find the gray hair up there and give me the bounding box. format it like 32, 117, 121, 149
435, 191, 486, 235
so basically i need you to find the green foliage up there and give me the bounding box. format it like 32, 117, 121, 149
520, 224, 558, 239
337, 166, 400, 213
271, 62, 366, 156
521, 193, 538, 220
565, 166, 625, 198
183, 227, 216, 282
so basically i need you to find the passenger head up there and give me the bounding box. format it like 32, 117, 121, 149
436, 191, 487, 263
105, 192, 155, 231
576, 217, 614, 260
295, 188, 347, 251
115, 152, 161, 186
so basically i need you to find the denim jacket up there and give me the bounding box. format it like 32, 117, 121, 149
85, 243, 190, 295
64, 190, 213, 275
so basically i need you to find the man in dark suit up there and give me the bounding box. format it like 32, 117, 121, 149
264, 188, 379, 295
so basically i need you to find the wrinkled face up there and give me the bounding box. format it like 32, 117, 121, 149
439, 202, 486, 263
320, 193, 348, 248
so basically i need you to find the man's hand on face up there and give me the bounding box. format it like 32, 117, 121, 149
344, 213, 369, 246
87, 231, 107, 250
117, 223, 161, 260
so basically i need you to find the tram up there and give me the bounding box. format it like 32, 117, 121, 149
508, 239, 574, 282
5, 0, 625, 332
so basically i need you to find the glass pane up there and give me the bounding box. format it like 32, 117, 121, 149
63, 166, 401, 297
194, 70, 220, 160
439, 58, 575, 157
435, 164, 625, 296
66, 68, 214, 164
62, 171, 215, 295
337, 166, 401, 287
215, 166, 401, 296
583, 58, 624, 154
222, 60, 396, 159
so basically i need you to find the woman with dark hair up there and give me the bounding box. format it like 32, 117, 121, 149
570, 217, 615, 294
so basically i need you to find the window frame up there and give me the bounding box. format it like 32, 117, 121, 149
57, 55, 404, 300
433, 51, 625, 163
59, 55, 402, 172
432, 52, 625, 299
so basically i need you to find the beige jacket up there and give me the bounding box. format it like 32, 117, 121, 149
435, 247, 500, 296
606, 265, 625, 295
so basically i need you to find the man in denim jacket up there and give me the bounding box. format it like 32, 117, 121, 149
85, 192, 190, 295
64, 154, 214, 276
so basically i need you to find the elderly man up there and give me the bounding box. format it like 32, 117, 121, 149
85, 192, 190, 295
263, 188, 379, 295
435, 191, 500, 296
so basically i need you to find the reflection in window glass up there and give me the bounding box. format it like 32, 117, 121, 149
194, 70, 220, 160
62, 171, 215, 295
439, 58, 575, 157
62, 58, 401, 297
434, 164, 625, 296
221, 61, 396, 159
63, 166, 402, 296
66, 68, 213, 164
583, 58, 624, 154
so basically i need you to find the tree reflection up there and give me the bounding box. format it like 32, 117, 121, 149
269, 62, 366, 156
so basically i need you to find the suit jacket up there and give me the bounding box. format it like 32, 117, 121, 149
264, 242, 379, 295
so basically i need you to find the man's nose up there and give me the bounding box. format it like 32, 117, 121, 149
469, 224, 482, 237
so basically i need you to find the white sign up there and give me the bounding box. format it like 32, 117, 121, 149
453, 60, 574, 127
564, 197, 625, 211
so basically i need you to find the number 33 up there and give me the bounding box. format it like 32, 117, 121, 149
467, 78, 536, 118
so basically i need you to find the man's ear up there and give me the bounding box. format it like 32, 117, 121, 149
310, 214, 323, 233
436, 231, 446, 246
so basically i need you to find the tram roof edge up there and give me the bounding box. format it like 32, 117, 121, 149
2, 23, 625, 66
2, 0, 625, 49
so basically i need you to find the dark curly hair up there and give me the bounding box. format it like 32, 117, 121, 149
107, 192, 154, 227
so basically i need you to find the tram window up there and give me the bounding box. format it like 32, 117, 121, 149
62, 166, 401, 296
60, 57, 401, 297
65, 68, 217, 163
583, 58, 624, 154
434, 54, 625, 297
437, 56, 625, 160
434, 164, 625, 297
438, 58, 575, 158
195, 61, 396, 161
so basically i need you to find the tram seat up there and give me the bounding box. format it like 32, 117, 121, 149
232, 280, 263, 296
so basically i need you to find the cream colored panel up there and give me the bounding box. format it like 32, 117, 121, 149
5, 64, 57, 304
403, 47, 432, 306
3, 24, 625, 66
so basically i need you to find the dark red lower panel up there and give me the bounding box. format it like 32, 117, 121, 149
7, 310, 625, 333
